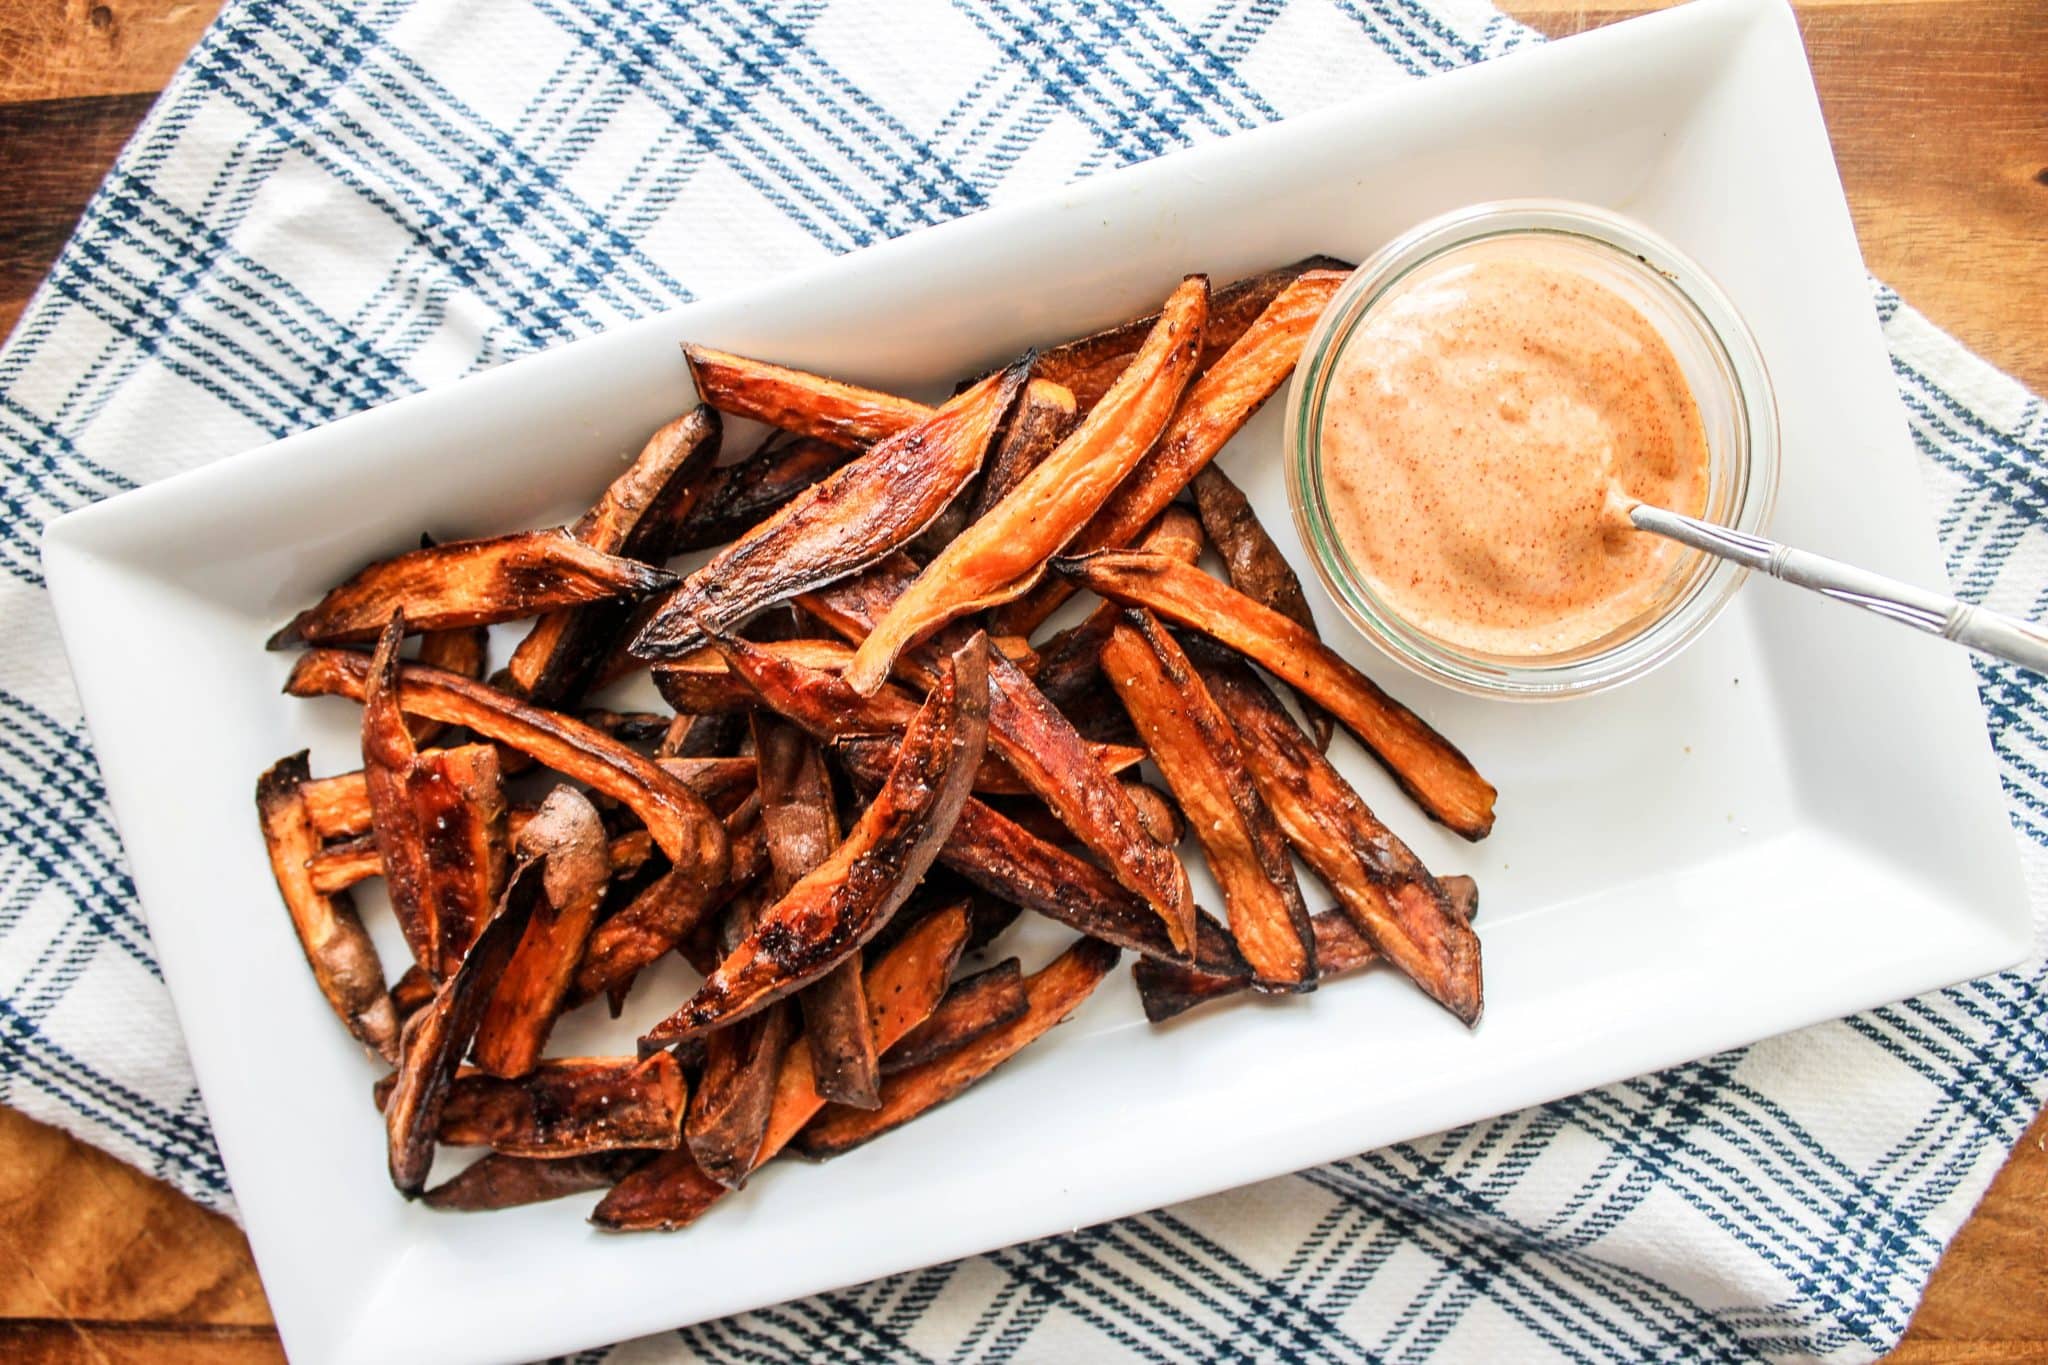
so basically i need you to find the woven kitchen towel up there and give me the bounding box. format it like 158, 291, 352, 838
2, 1, 2043, 1360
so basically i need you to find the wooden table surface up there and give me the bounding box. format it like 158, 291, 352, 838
1, 1, 2042, 1360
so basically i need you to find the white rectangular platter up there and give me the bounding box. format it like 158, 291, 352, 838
41, 0, 2029, 1360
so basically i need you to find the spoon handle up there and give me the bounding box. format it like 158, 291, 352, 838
1630, 503, 2048, 677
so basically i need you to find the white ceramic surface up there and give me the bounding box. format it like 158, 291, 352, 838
41, 1, 2029, 1361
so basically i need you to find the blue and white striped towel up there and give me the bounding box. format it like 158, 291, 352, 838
4, 2, 2043, 1359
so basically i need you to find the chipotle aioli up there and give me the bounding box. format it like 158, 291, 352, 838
1320, 242, 1710, 657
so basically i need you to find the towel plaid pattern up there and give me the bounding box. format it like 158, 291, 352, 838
3, 1, 2042, 1359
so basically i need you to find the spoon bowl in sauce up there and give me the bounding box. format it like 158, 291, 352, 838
1286, 200, 1778, 701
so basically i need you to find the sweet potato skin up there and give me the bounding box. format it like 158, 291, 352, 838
269, 528, 677, 648
641, 636, 990, 1045
843, 277, 1208, 694
472, 787, 614, 1077
386, 853, 544, 1195
1196, 652, 1483, 1025
503, 406, 721, 705
255, 752, 398, 1060
972, 379, 1078, 517
755, 712, 879, 1110
284, 647, 730, 875
433, 1054, 686, 1155
1055, 550, 1498, 840
881, 958, 1027, 1075
997, 269, 1346, 635
423, 1150, 646, 1211
1133, 876, 1478, 1022
685, 879, 797, 1187
1189, 462, 1335, 749
590, 903, 969, 1231
671, 436, 852, 553
796, 935, 1120, 1157
1103, 611, 1316, 991
630, 361, 1027, 659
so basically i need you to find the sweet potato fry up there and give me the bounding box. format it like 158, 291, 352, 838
385, 850, 545, 1195
570, 794, 764, 1006
843, 277, 1208, 693
423, 1054, 686, 1155
671, 435, 853, 553
882, 959, 1027, 1075
1195, 653, 1482, 1024
423, 1150, 647, 1212
1189, 462, 1334, 749
641, 635, 990, 1047
503, 407, 721, 706
390, 963, 437, 1025
1034, 506, 1205, 706
685, 889, 797, 1187
996, 270, 1346, 635
682, 344, 933, 448
361, 614, 510, 976
660, 711, 745, 759
1033, 257, 1349, 412
471, 788, 613, 1077
269, 529, 678, 649
1055, 550, 1497, 839
629, 361, 1027, 659
972, 378, 1078, 517
285, 648, 730, 873
1103, 611, 1315, 990
256, 753, 398, 1061
796, 555, 1194, 951
796, 935, 1120, 1157
755, 713, 880, 1111
653, 636, 1038, 718
590, 903, 970, 1231
1123, 782, 1184, 847
1133, 876, 1478, 1022
409, 624, 487, 744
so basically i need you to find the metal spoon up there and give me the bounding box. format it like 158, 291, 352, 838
1630, 503, 2048, 676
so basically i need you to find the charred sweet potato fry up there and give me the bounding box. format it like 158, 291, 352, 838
629, 362, 1027, 659
1133, 876, 1478, 1022
1034, 506, 1205, 707
256, 753, 398, 1061
682, 345, 933, 448
269, 529, 678, 649
1189, 463, 1334, 749
423, 1150, 647, 1212
429, 1054, 685, 1155
590, 903, 970, 1231
755, 713, 880, 1111
997, 269, 1346, 635
795, 555, 1195, 950
1196, 653, 1483, 1025
285, 648, 730, 874
503, 407, 721, 706
386, 850, 545, 1195
471, 788, 613, 1077
660, 711, 745, 759
570, 794, 764, 1006
971, 379, 1078, 517
361, 615, 510, 976
1103, 611, 1315, 991
882, 959, 1027, 1075
1055, 551, 1497, 839
685, 888, 798, 1187
641, 635, 990, 1047
796, 935, 1120, 1157
843, 278, 1208, 694
671, 436, 853, 553
311, 810, 663, 896
409, 624, 488, 744
1032, 257, 1349, 412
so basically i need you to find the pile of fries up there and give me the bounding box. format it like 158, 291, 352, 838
257, 258, 1497, 1230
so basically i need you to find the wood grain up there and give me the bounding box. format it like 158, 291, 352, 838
0, 0, 2041, 1360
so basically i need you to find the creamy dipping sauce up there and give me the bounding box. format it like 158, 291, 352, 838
1320, 242, 1710, 657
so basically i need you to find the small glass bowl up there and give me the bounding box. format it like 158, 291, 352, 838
1284, 200, 1779, 701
